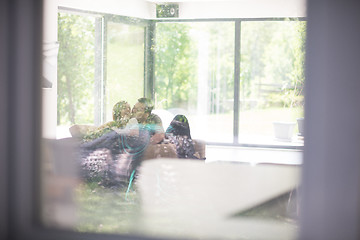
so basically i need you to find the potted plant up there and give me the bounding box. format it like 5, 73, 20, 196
273, 121, 297, 141
272, 79, 304, 141
297, 117, 304, 136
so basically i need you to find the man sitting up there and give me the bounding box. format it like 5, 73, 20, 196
131, 97, 165, 144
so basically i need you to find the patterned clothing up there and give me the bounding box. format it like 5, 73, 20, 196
80, 128, 151, 187
79, 108, 163, 187
82, 119, 128, 142
167, 134, 196, 159
165, 115, 197, 159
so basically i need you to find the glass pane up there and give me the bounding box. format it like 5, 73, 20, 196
239, 21, 306, 146
154, 22, 235, 143
57, 13, 96, 138
105, 21, 145, 122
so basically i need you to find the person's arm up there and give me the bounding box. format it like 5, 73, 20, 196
149, 114, 165, 144
112, 118, 139, 136
150, 132, 165, 144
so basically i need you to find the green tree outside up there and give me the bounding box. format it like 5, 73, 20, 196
155, 23, 197, 110
57, 13, 95, 125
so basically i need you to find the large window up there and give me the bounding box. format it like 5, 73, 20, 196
57, 12, 96, 130
57, 11, 305, 148
154, 22, 235, 143
238, 21, 306, 146
153, 19, 305, 147
57, 12, 147, 137
105, 19, 145, 122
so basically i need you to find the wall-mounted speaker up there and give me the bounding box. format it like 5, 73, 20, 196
156, 4, 179, 18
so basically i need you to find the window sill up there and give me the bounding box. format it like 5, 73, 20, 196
205, 145, 303, 165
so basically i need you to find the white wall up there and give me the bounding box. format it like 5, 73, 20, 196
42, 0, 59, 139
144, 0, 306, 19
57, 0, 306, 19
58, 0, 156, 18
178, 0, 306, 19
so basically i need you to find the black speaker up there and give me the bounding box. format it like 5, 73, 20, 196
156, 4, 179, 18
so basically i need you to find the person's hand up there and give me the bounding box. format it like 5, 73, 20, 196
149, 133, 165, 144
111, 127, 139, 136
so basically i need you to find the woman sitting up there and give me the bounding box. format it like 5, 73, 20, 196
165, 114, 199, 159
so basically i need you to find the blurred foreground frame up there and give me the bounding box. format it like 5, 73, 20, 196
41, 138, 80, 229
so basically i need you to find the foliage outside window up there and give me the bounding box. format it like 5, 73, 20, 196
238, 21, 306, 140
105, 21, 145, 122
57, 13, 95, 125
155, 22, 235, 143
154, 20, 305, 144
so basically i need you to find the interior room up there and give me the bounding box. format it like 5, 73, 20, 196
1, 0, 360, 240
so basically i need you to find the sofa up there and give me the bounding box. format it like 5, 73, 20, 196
69, 124, 206, 161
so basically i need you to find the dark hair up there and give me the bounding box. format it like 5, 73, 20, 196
166, 115, 191, 138
137, 97, 154, 113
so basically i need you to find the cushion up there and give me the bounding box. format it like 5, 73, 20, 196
69, 125, 206, 160
143, 139, 206, 160
69, 124, 97, 138
143, 143, 178, 160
